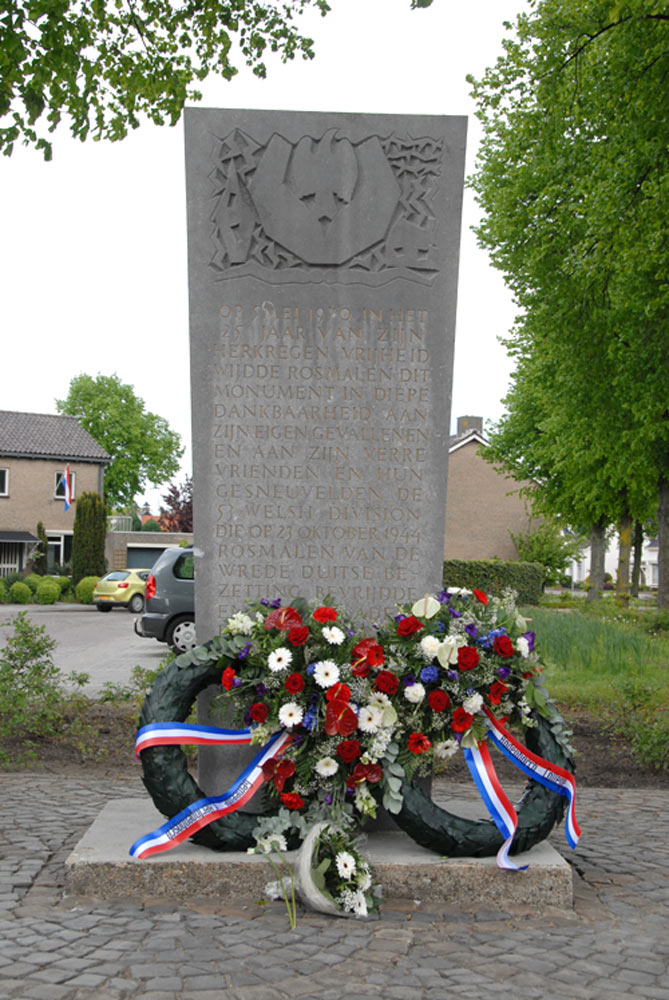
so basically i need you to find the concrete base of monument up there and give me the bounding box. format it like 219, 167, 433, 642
65, 797, 573, 912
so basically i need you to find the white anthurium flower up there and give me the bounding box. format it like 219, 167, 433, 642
437, 636, 461, 666
358, 705, 384, 733
322, 625, 345, 645
314, 659, 340, 688
278, 702, 304, 728
463, 693, 484, 715
404, 682, 426, 704
381, 703, 398, 727
411, 594, 441, 619
268, 647, 293, 673
315, 756, 339, 777
420, 635, 442, 660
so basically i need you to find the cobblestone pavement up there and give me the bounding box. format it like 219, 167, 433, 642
0, 774, 667, 1000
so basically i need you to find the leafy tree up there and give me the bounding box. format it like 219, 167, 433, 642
469, 0, 669, 605
57, 373, 183, 508
141, 518, 163, 532
0, 0, 432, 160
71, 491, 107, 584
160, 475, 193, 533
510, 520, 585, 587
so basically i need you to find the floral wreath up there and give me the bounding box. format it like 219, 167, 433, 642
131, 588, 581, 915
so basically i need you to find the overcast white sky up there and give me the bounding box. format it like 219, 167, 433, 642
0, 0, 523, 510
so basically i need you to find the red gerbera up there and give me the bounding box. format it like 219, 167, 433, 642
488, 681, 508, 705
408, 732, 432, 754
451, 707, 474, 732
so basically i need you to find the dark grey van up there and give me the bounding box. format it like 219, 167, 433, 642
134, 546, 196, 653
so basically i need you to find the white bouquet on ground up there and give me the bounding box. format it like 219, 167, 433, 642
294, 821, 381, 919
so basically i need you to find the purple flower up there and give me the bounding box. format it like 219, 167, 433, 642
420, 665, 439, 684
521, 630, 536, 652
436, 590, 451, 604
447, 670, 459, 681
325, 793, 333, 805
403, 674, 416, 687
238, 643, 252, 660
232, 676, 242, 688
255, 682, 267, 696
306, 663, 316, 675
270, 598, 282, 609
302, 708, 318, 731
260, 599, 270, 606
448, 608, 462, 619
435, 622, 446, 633
464, 623, 478, 639
497, 665, 511, 680
394, 613, 407, 623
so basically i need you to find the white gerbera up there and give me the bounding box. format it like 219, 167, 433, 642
367, 691, 390, 710
322, 625, 345, 645
463, 693, 484, 715
404, 682, 426, 704
315, 756, 339, 777
268, 647, 293, 673
278, 701, 303, 728
358, 705, 383, 733
420, 635, 441, 660
335, 851, 357, 880
434, 738, 460, 759
314, 659, 340, 688
254, 833, 288, 854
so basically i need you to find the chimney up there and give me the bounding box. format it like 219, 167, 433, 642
456, 415, 483, 437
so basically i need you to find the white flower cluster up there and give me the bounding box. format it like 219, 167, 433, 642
337, 887, 368, 917
226, 611, 255, 636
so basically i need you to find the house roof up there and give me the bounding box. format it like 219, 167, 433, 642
0, 530, 40, 543
448, 428, 488, 454
0, 411, 111, 463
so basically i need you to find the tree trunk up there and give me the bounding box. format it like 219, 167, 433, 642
630, 521, 644, 599
587, 519, 606, 602
616, 513, 632, 603
658, 477, 669, 610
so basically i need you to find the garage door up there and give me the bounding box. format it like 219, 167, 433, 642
126, 546, 166, 569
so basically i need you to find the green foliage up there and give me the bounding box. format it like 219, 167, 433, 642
54, 575, 72, 595
23, 573, 43, 594
98, 659, 171, 721
75, 576, 100, 605
57, 374, 183, 508
510, 521, 585, 586
35, 578, 60, 605
71, 491, 107, 584
442, 559, 544, 604
606, 677, 669, 772
34, 522, 49, 575
0, 580, 6, 603
469, 1, 668, 575
8, 581, 31, 604
141, 518, 163, 532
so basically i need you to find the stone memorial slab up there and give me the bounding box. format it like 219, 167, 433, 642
185, 108, 466, 793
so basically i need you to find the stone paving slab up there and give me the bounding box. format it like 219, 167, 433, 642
0, 775, 667, 999
65, 797, 572, 909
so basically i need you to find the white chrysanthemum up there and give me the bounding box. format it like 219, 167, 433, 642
434, 738, 460, 759
226, 611, 255, 635
463, 693, 484, 715
404, 682, 426, 704
278, 701, 303, 728
517, 636, 530, 659
314, 659, 340, 688
420, 635, 441, 660
335, 851, 357, 880
322, 625, 345, 645
268, 647, 292, 673
358, 705, 383, 733
315, 756, 339, 777
367, 691, 390, 710
448, 587, 472, 596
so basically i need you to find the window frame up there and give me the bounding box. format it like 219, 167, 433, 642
54, 470, 76, 501
0, 468, 8, 497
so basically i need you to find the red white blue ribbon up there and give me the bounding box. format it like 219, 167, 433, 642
483, 708, 581, 850
129, 729, 292, 860
463, 740, 529, 871
134, 722, 255, 760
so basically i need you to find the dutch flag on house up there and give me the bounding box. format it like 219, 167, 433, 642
63, 466, 72, 511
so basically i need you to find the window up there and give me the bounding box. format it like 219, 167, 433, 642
174, 553, 194, 580
0, 468, 8, 496
54, 470, 76, 500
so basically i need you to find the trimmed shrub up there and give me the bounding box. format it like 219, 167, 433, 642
442, 559, 544, 606
75, 576, 100, 604
54, 576, 72, 595
35, 578, 61, 605
72, 492, 107, 584
23, 573, 43, 594
9, 581, 32, 604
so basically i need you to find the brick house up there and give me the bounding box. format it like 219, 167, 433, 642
444, 416, 535, 561
0, 411, 110, 576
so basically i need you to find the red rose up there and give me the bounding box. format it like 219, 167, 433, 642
428, 689, 451, 713
473, 589, 489, 605
280, 791, 305, 810
451, 707, 474, 732
408, 732, 432, 754
493, 635, 514, 658
488, 681, 508, 706
375, 670, 399, 695
325, 682, 351, 702
457, 646, 480, 671
221, 666, 237, 690
397, 615, 424, 637
313, 606, 337, 623
249, 702, 269, 723
264, 607, 302, 632
288, 625, 309, 647
336, 739, 361, 763
284, 672, 305, 694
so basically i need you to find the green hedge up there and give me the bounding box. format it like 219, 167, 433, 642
36, 578, 61, 605
75, 576, 100, 605
442, 559, 544, 606
9, 581, 32, 604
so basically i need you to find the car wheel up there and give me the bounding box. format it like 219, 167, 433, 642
166, 616, 197, 653
128, 594, 144, 613
97, 604, 113, 613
